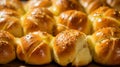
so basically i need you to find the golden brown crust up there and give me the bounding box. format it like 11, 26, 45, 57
50, 0, 84, 15
0, 30, 16, 64
55, 10, 91, 35
54, 30, 80, 56
22, 8, 55, 35
88, 27, 120, 65
89, 6, 120, 32
16, 31, 53, 65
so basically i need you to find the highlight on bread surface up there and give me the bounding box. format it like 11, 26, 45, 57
88, 6, 120, 33
54, 10, 91, 35
22, 8, 55, 35
49, 0, 84, 16
87, 27, 120, 65
0, 30, 16, 64
16, 31, 53, 65
52, 29, 92, 66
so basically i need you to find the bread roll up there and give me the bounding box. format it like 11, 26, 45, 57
16, 31, 53, 65
106, 0, 120, 11
87, 27, 120, 65
49, 0, 84, 16
0, 30, 16, 64
79, 0, 107, 14
22, 8, 55, 35
88, 6, 120, 33
52, 29, 92, 66
0, 0, 25, 15
25, 0, 52, 11
0, 12, 23, 37
54, 10, 91, 35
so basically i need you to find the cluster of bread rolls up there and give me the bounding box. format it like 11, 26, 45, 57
0, 0, 120, 66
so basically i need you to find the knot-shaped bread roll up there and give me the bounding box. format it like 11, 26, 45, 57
16, 31, 53, 65
0, 0, 25, 15
0, 9, 23, 37
22, 8, 55, 35
88, 6, 120, 33
49, 0, 84, 15
87, 27, 120, 65
0, 30, 16, 64
53, 29, 92, 66
55, 10, 91, 35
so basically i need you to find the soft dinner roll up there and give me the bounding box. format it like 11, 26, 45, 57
0, 11, 23, 37
88, 6, 120, 33
22, 8, 55, 35
54, 10, 91, 35
16, 31, 53, 65
0, 30, 16, 64
87, 27, 120, 65
52, 29, 92, 66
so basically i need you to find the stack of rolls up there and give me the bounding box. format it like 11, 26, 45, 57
0, 0, 120, 66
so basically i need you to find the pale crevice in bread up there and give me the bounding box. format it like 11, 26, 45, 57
72, 36, 92, 66
15, 38, 25, 61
